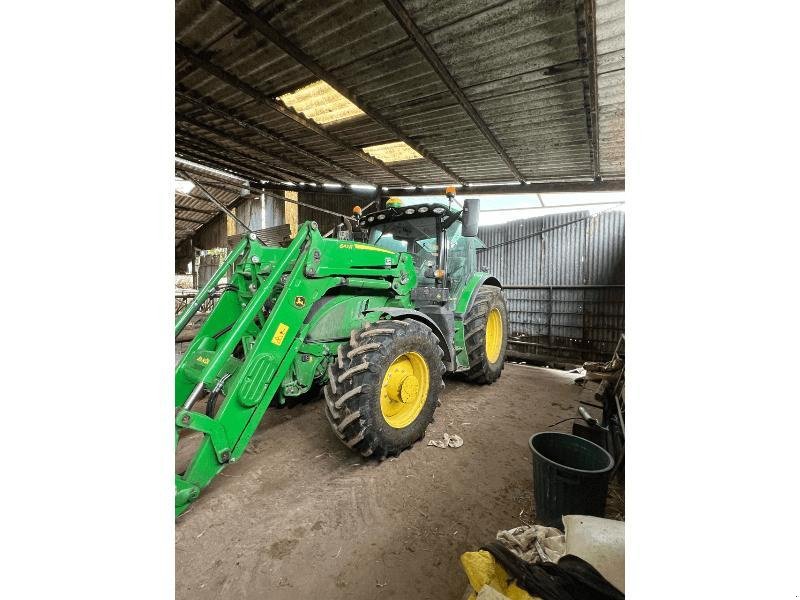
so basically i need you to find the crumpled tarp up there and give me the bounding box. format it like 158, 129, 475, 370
496, 525, 565, 564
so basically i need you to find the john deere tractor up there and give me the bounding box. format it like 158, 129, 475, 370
175, 194, 508, 515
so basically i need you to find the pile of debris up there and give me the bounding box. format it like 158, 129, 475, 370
460, 516, 624, 600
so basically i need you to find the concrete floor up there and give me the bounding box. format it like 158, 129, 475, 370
175, 363, 599, 599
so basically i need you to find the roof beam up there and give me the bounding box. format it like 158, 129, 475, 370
175, 42, 415, 185
382, 0, 527, 183
216, 0, 465, 186
176, 112, 345, 184
176, 129, 314, 183
175, 202, 217, 215
178, 162, 377, 198
176, 88, 369, 183
175, 160, 260, 191
382, 179, 624, 197
577, 0, 602, 180
175, 215, 208, 225
177, 159, 371, 202
176, 139, 274, 183
176, 140, 285, 184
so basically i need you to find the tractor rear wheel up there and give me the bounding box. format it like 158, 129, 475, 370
324, 319, 444, 459
464, 285, 508, 384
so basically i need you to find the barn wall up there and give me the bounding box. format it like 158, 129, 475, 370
477, 210, 625, 364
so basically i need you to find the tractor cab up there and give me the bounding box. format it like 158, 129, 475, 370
356, 194, 484, 308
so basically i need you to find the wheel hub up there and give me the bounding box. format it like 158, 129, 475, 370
380, 352, 430, 428
485, 307, 503, 363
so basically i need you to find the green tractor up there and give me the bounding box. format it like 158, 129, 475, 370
175, 195, 508, 515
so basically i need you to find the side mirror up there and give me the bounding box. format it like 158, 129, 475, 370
461, 198, 480, 237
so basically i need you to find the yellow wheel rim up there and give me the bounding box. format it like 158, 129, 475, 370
485, 308, 503, 363
380, 352, 430, 429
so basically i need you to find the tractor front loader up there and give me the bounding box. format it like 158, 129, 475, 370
175, 195, 508, 516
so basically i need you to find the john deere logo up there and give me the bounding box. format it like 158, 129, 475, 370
294, 296, 306, 308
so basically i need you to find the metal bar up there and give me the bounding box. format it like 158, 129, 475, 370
175, 42, 416, 185
175, 164, 624, 200
385, 179, 624, 196
383, 0, 525, 183
503, 285, 624, 289
481, 201, 625, 212
508, 340, 608, 354
548, 286, 553, 349
176, 88, 368, 183
178, 169, 255, 235
176, 112, 344, 185
479, 204, 623, 252
216, 0, 463, 185
280, 194, 357, 222
576, 0, 602, 180
174, 235, 249, 335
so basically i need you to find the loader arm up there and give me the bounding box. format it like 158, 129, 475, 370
174, 222, 416, 515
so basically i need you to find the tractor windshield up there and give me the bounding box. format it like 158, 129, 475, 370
367, 213, 485, 296
367, 217, 439, 264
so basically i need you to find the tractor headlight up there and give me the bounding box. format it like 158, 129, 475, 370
367, 216, 374, 223
377, 214, 386, 220
432, 207, 445, 214
417, 206, 429, 213
404, 208, 415, 215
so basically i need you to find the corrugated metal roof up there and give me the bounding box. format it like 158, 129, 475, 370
175, 0, 625, 202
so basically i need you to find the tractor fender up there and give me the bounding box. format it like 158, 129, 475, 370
456, 273, 502, 317
305, 295, 386, 341
365, 307, 455, 371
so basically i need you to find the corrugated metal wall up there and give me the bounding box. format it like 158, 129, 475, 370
478, 210, 624, 364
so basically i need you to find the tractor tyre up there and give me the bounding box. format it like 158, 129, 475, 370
323, 319, 445, 459
464, 285, 508, 384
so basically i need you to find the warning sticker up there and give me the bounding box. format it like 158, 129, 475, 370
271, 323, 290, 346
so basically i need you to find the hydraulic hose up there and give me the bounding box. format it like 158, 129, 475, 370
206, 373, 231, 417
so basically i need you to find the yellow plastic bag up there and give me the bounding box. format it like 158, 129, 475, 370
459, 551, 536, 600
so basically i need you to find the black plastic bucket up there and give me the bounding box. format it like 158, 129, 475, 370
529, 431, 614, 528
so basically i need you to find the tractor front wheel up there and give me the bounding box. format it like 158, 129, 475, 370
324, 319, 444, 459
464, 285, 508, 384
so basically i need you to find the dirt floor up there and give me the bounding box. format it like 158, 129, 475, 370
176, 363, 617, 599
